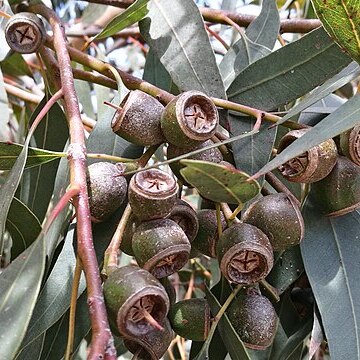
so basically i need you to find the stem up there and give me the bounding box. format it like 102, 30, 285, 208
5, 83, 43, 104
65, 256, 83, 360
103, 203, 132, 277
216, 203, 223, 238
229, 203, 243, 221
30, 4, 116, 359
259, 279, 280, 303
212, 97, 305, 130
125, 128, 259, 176
0, 10, 11, 19
220, 203, 240, 226
265, 172, 300, 205
136, 145, 159, 167
205, 24, 229, 50
87, 153, 137, 163
206, 284, 242, 342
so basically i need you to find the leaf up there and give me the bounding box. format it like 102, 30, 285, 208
94, 0, 149, 40
15, 333, 45, 360
143, 48, 179, 94
301, 200, 360, 359
220, 0, 279, 88
87, 92, 143, 163
253, 93, 360, 178
266, 246, 304, 295
1, 52, 32, 77
205, 285, 251, 360
0, 142, 64, 170
227, 28, 352, 111
180, 160, 260, 205
0, 233, 46, 359
140, 0, 226, 99
308, 307, 324, 360
229, 114, 277, 182
21, 95, 69, 223
6, 197, 42, 259
18, 223, 86, 350
312, 0, 360, 63
278, 61, 360, 124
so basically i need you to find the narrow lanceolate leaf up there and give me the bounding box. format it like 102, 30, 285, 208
0, 233, 45, 359
94, 0, 149, 40
180, 160, 260, 205
140, 0, 226, 99
253, 93, 360, 179
220, 0, 279, 88
0, 68, 9, 141
227, 28, 352, 110
312, 0, 360, 63
301, 200, 360, 359
0, 142, 64, 170
6, 197, 41, 260
278, 61, 360, 124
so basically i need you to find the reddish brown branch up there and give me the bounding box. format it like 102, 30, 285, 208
81, 0, 321, 34
30, 4, 116, 359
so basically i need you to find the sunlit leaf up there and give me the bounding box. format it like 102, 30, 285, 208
180, 160, 260, 205
94, 0, 149, 40
312, 0, 360, 63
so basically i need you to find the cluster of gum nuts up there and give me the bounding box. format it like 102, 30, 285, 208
87, 90, 312, 358
5, 10, 360, 359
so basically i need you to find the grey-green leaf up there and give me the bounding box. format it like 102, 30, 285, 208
6, 197, 42, 260
180, 159, 260, 205
0, 142, 64, 170
278, 61, 360, 124
0, 233, 45, 359
94, 0, 149, 40
301, 200, 360, 359
140, 0, 226, 99
220, 0, 279, 88
253, 93, 360, 178
227, 28, 352, 110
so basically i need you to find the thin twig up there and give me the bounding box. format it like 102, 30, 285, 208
5, 83, 43, 104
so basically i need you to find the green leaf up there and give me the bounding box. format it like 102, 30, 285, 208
94, 0, 149, 40
301, 200, 360, 359
0, 142, 64, 170
18, 224, 86, 350
20, 96, 68, 223
1, 52, 32, 77
6, 197, 42, 259
143, 48, 179, 94
253, 93, 360, 178
227, 28, 352, 110
312, 0, 360, 63
205, 286, 251, 360
180, 160, 260, 205
220, 0, 279, 88
15, 333, 45, 360
0, 233, 46, 359
266, 246, 304, 295
278, 62, 360, 124
229, 114, 277, 182
140, 0, 226, 99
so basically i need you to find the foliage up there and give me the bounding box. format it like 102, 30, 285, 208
0, 0, 360, 359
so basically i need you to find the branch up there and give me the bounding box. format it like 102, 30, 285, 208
30, 4, 116, 359
82, 0, 321, 33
